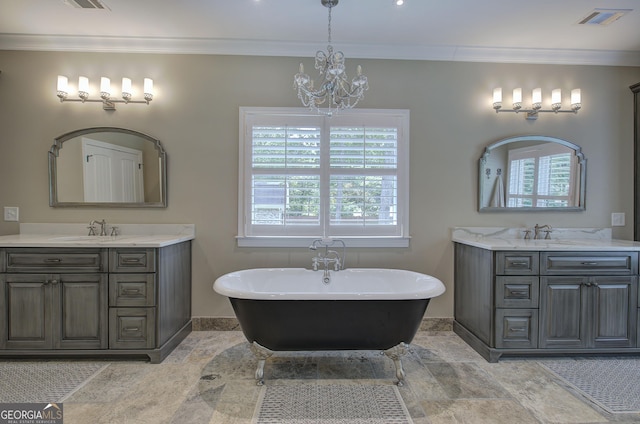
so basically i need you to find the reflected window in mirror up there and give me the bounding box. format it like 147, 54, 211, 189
49, 127, 167, 208
506, 143, 578, 208
478, 135, 585, 212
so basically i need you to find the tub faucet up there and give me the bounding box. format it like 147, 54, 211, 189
534, 224, 552, 239
309, 238, 346, 271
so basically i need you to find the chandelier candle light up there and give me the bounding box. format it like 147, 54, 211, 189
492, 87, 581, 120
57, 75, 154, 110
294, 0, 369, 116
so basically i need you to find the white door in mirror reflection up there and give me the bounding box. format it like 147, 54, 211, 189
82, 138, 144, 203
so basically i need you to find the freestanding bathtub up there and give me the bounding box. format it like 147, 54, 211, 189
213, 268, 445, 385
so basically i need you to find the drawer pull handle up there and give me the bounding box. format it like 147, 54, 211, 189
122, 258, 142, 263
581, 262, 598, 265
44, 258, 62, 263
510, 261, 529, 266
123, 327, 140, 332
122, 289, 141, 295
509, 290, 528, 297
508, 327, 526, 333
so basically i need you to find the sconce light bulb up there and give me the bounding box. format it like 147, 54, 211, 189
571, 88, 582, 112
143, 78, 154, 103
100, 77, 111, 100
78, 76, 89, 101
512, 88, 522, 111
531, 87, 542, 110
492, 87, 502, 110
121, 77, 132, 102
551, 88, 562, 112
56, 75, 69, 100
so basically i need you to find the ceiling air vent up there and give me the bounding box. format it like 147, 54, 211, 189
578, 9, 631, 26
63, 0, 110, 10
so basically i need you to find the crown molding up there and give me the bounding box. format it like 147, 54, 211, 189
1, 33, 639, 67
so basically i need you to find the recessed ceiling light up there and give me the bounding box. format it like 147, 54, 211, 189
578, 8, 631, 25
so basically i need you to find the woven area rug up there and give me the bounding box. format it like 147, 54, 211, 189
539, 357, 640, 414
253, 383, 413, 424
0, 361, 108, 403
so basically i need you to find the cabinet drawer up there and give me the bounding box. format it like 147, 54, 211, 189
109, 274, 156, 307
109, 308, 155, 349
4, 248, 106, 272
495, 309, 538, 349
496, 252, 539, 275
109, 249, 155, 273
541, 252, 638, 275
495, 276, 539, 308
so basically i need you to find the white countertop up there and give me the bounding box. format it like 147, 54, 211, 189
452, 227, 640, 251
0, 223, 195, 248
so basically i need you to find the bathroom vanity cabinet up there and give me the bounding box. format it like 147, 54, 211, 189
454, 243, 640, 362
0, 242, 191, 363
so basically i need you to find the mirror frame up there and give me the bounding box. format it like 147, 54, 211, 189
478, 135, 586, 212
49, 127, 167, 208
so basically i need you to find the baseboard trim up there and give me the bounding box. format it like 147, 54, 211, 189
192, 316, 452, 332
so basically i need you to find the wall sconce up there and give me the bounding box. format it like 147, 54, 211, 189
56, 75, 154, 110
492, 87, 581, 120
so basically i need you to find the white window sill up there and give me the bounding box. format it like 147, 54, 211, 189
236, 236, 411, 248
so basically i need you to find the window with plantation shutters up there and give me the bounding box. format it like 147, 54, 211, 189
507, 143, 577, 208
238, 108, 410, 247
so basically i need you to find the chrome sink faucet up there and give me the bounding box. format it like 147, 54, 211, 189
534, 224, 552, 239
89, 219, 107, 236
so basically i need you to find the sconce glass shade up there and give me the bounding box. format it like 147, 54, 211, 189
78, 76, 89, 101
551, 88, 562, 111
56, 75, 68, 100
143, 78, 154, 102
571, 88, 582, 111
121, 77, 132, 101
512, 88, 522, 110
100, 77, 111, 99
532, 88, 542, 110
492, 87, 502, 110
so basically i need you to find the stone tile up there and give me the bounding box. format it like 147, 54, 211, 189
425, 362, 510, 399
478, 360, 607, 423
423, 399, 539, 424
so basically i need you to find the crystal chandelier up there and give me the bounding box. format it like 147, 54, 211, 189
294, 0, 369, 116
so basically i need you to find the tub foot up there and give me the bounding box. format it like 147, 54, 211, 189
383, 342, 408, 386
249, 342, 273, 386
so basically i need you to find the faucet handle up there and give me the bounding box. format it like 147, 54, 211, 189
544, 229, 552, 239
523, 229, 531, 240
110, 226, 119, 236
87, 225, 97, 236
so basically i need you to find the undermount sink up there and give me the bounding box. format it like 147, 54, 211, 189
49, 235, 129, 242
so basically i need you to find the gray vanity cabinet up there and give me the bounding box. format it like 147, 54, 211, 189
539, 251, 638, 349
0, 242, 191, 363
0, 248, 108, 350
454, 243, 640, 362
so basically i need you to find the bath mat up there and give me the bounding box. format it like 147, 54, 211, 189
539, 358, 640, 414
0, 361, 108, 403
253, 383, 413, 424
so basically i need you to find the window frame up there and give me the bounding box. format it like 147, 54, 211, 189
237, 107, 410, 248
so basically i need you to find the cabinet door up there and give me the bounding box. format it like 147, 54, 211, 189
55, 274, 108, 349
539, 277, 588, 348
1, 274, 53, 349
591, 276, 637, 348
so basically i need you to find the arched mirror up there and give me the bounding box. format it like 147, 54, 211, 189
479, 135, 586, 212
49, 127, 167, 208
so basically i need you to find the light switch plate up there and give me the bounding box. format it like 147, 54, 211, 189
611, 212, 625, 226
3, 206, 19, 222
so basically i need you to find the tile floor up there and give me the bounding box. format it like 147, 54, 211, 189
61, 330, 640, 424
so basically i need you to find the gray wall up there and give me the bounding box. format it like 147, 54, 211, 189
0, 50, 638, 319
